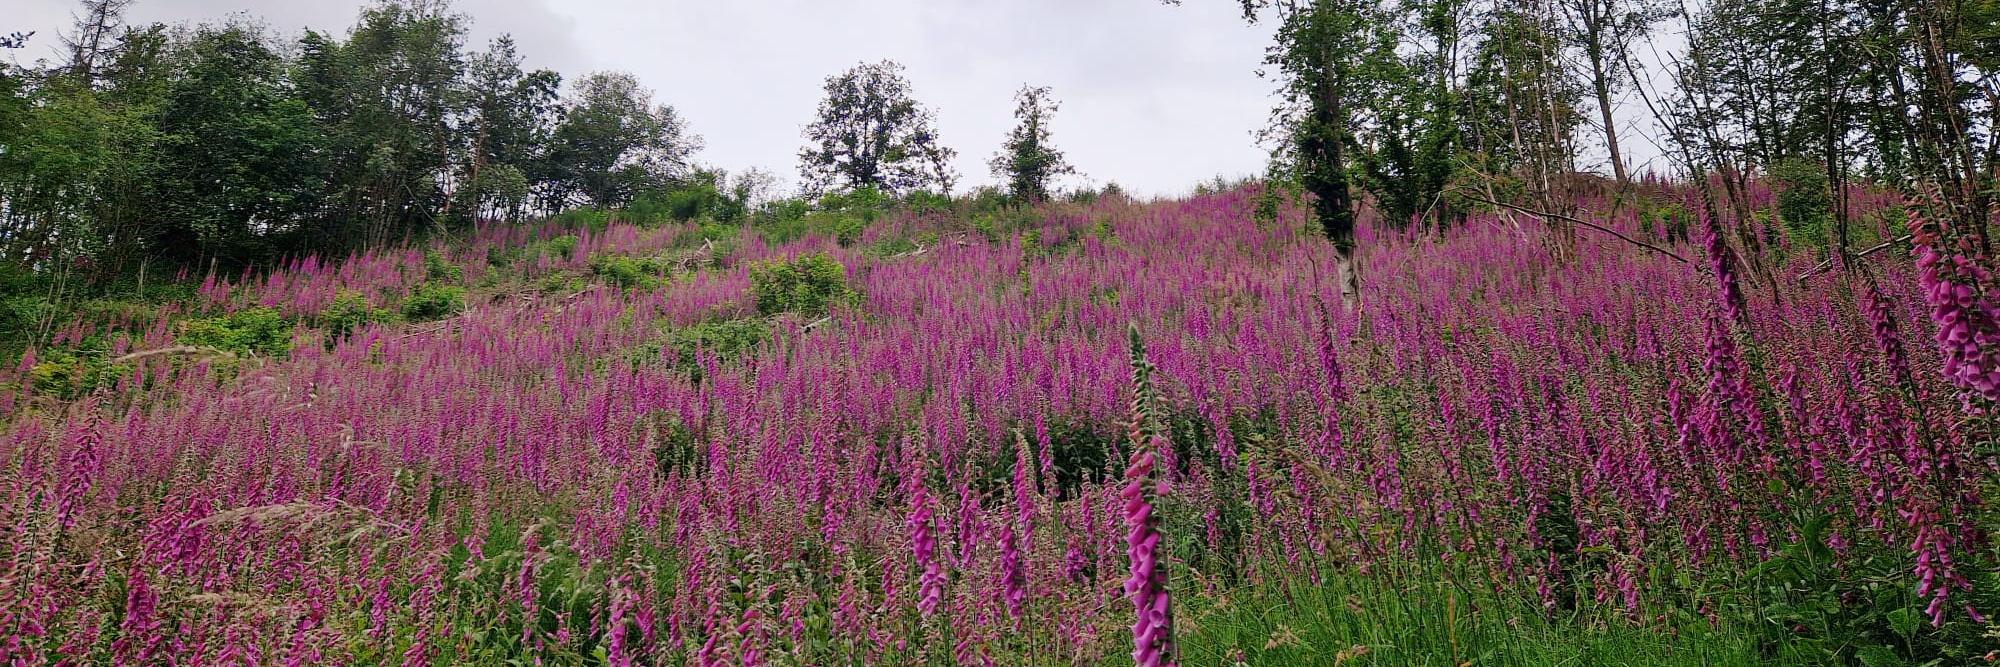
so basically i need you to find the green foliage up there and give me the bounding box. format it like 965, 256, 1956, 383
798, 60, 958, 195
0, 263, 53, 346
424, 248, 463, 282
645, 411, 704, 476
1772, 158, 1834, 249
1725, 509, 1997, 665
867, 236, 920, 258
627, 317, 771, 383
549, 208, 612, 233
319, 290, 390, 340
903, 190, 955, 215
989, 85, 1075, 202
588, 253, 670, 290
1181, 565, 1796, 666
748, 254, 854, 316
541, 71, 698, 209
626, 171, 749, 225
28, 346, 127, 399
546, 234, 581, 259
177, 307, 294, 356
402, 283, 466, 322
751, 191, 888, 247
146, 23, 324, 267
667, 319, 770, 366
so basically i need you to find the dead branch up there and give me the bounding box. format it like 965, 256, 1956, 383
109, 345, 232, 364
1457, 193, 1691, 264
1794, 234, 1913, 284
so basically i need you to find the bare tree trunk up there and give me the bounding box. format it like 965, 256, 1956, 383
1589, 47, 1628, 185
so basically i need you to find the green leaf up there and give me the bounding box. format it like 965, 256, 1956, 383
1856, 645, 1906, 667
1885, 607, 1918, 639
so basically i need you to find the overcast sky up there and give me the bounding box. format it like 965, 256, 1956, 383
12, 0, 1670, 197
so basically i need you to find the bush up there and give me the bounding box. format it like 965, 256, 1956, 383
0, 262, 51, 346
549, 208, 612, 233
178, 307, 295, 357
669, 319, 769, 366
903, 190, 954, 215
423, 248, 463, 282
589, 254, 670, 290
402, 283, 466, 322
545, 234, 581, 260
27, 347, 126, 398
749, 254, 854, 316
867, 237, 920, 258
1772, 158, 1834, 249
319, 291, 390, 340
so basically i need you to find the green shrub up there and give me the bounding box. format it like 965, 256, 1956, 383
645, 411, 704, 476
588, 254, 669, 290
673, 220, 737, 247
867, 237, 920, 258
423, 248, 463, 282
546, 234, 581, 260
28, 347, 126, 398
1772, 158, 1834, 249
177, 307, 294, 357
669, 319, 769, 363
320, 291, 390, 339
903, 190, 954, 215
402, 283, 466, 322
0, 263, 51, 346
550, 208, 612, 233
749, 254, 854, 316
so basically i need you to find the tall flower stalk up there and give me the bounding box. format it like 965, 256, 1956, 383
1908, 200, 2000, 401
1121, 324, 1176, 667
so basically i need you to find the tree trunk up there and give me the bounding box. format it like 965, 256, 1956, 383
1587, 39, 1627, 185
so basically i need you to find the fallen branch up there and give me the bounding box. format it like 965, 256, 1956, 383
398, 322, 455, 339
1794, 234, 1912, 284
1458, 194, 1690, 264
110, 345, 232, 364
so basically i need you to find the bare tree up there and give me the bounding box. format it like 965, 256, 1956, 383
61, 0, 133, 83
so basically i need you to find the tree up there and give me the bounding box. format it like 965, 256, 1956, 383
1353, 0, 1458, 228
542, 71, 700, 209
145, 23, 324, 267
1169, 0, 1395, 304
799, 60, 959, 196
296, 0, 470, 250
61, 0, 133, 83
456, 35, 561, 222
1557, 0, 1664, 185
990, 85, 1075, 203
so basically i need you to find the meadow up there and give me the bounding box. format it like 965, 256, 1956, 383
3, 182, 1998, 666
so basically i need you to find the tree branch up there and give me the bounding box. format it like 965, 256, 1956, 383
1456, 193, 1691, 263
1794, 234, 1911, 284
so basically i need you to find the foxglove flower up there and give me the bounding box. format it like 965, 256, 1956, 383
1122, 325, 1177, 667
909, 484, 945, 617
1909, 204, 2000, 400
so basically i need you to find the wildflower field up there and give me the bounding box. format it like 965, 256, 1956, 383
4, 184, 2000, 665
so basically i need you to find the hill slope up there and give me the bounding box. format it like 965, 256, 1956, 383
3, 186, 1996, 665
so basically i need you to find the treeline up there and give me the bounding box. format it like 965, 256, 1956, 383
0, 0, 723, 283
0, 1, 1091, 298
1173, 0, 1995, 295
